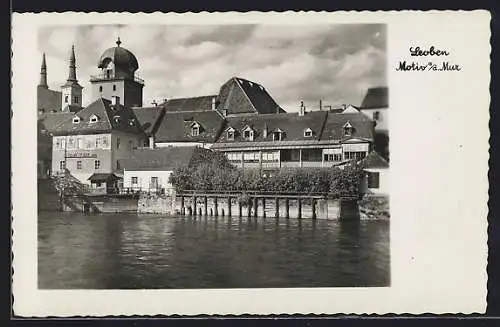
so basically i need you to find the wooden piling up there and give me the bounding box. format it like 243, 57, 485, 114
285, 198, 290, 219
227, 197, 232, 217
180, 196, 185, 215
275, 197, 279, 218
262, 198, 266, 218
204, 196, 208, 216
193, 196, 197, 216
214, 197, 218, 217
297, 198, 302, 219
188, 206, 192, 216
238, 201, 243, 217
312, 199, 317, 219
253, 197, 258, 218
198, 207, 202, 216
221, 208, 225, 217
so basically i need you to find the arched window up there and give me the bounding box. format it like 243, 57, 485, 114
99, 86, 103, 92
113, 84, 117, 91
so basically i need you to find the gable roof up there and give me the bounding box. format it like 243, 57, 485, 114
162, 95, 217, 112
216, 77, 284, 115
320, 112, 374, 142
49, 98, 145, 136
360, 151, 389, 168
132, 106, 166, 136
360, 87, 388, 109
123, 146, 208, 171
154, 110, 225, 143
217, 110, 328, 143
37, 87, 62, 113
38, 112, 74, 133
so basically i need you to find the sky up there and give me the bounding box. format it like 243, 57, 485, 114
37, 24, 386, 112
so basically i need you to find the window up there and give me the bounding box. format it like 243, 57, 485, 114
116, 137, 120, 149
90, 115, 99, 123
191, 126, 199, 136
304, 128, 313, 137
128, 140, 133, 150
344, 151, 366, 161
373, 111, 380, 120
99, 86, 103, 92
76, 161, 82, 170
367, 172, 380, 189
74, 96, 79, 104
262, 152, 279, 162
76, 138, 82, 149
64, 96, 68, 103
272, 131, 283, 141
95, 182, 102, 187
226, 152, 242, 162
67, 137, 75, 149
113, 84, 117, 91
60, 139, 66, 149
324, 154, 343, 162
150, 177, 159, 189
343, 122, 353, 136
131, 177, 138, 185
116, 161, 121, 170
59, 161, 65, 170
243, 129, 254, 141
72, 116, 80, 124
94, 160, 101, 169
243, 152, 259, 163
227, 130, 235, 140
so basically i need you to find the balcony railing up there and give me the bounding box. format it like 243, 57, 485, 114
89, 73, 145, 85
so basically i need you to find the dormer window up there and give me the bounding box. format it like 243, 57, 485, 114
373, 111, 380, 120
242, 126, 254, 141
89, 114, 99, 123
304, 128, 313, 137
272, 129, 284, 141
72, 116, 81, 124
226, 127, 235, 140
191, 122, 201, 137
113, 115, 121, 124
343, 121, 353, 137
128, 119, 135, 126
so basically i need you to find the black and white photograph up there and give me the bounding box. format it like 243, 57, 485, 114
36, 23, 390, 289
12, 11, 489, 316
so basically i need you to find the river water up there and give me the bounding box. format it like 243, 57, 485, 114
38, 212, 390, 289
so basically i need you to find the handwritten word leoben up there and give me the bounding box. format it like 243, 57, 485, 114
410, 46, 450, 57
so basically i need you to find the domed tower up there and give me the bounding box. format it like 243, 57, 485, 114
90, 37, 144, 107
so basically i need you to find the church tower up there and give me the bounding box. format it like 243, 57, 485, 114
90, 37, 144, 107
38, 53, 48, 89
61, 45, 83, 112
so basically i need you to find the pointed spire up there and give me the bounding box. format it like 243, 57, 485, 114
67, 44, 77, 82
116, 36, 122, 47
38, 53, 48, 88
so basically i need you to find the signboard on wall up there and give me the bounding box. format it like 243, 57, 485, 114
66, 152, 98, 158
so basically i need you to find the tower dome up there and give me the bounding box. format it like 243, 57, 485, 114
97, 37, 139, 72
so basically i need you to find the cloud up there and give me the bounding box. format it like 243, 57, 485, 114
37, 24, 386, 111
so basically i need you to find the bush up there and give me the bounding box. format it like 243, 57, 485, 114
169, 156, 365, 198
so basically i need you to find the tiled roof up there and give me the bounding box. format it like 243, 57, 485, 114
38, 112, 74, 133
162, 95, 217, 112
360, 151, 389, 168
154, 110, 225, 143
216, 77, 284, 115
320, 112, 374, 141
61, 104, 84, 113
360, 87, 388, 109
49, 98, 145, 136
218, 111, 328, 143
133, 106, 166, 135
123, 146, 207, 171
88, 173, 120, 181
37, 87, 62, 113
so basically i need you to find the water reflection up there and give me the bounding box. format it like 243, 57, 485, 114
38, 212, 390, 289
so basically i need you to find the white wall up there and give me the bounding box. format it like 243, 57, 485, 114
123, 169, 173, 192
365, 167, 390, 195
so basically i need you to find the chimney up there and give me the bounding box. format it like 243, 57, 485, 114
149, 136, 155, 149
319, 100, 323, 111
211, 97, 216, 110
111, 95, 120, 106
263, 123, 268, 138
299, 101, 305, 116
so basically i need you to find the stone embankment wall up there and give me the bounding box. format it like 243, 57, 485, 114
137, 191, 177, 214
358, 195, 390, 220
